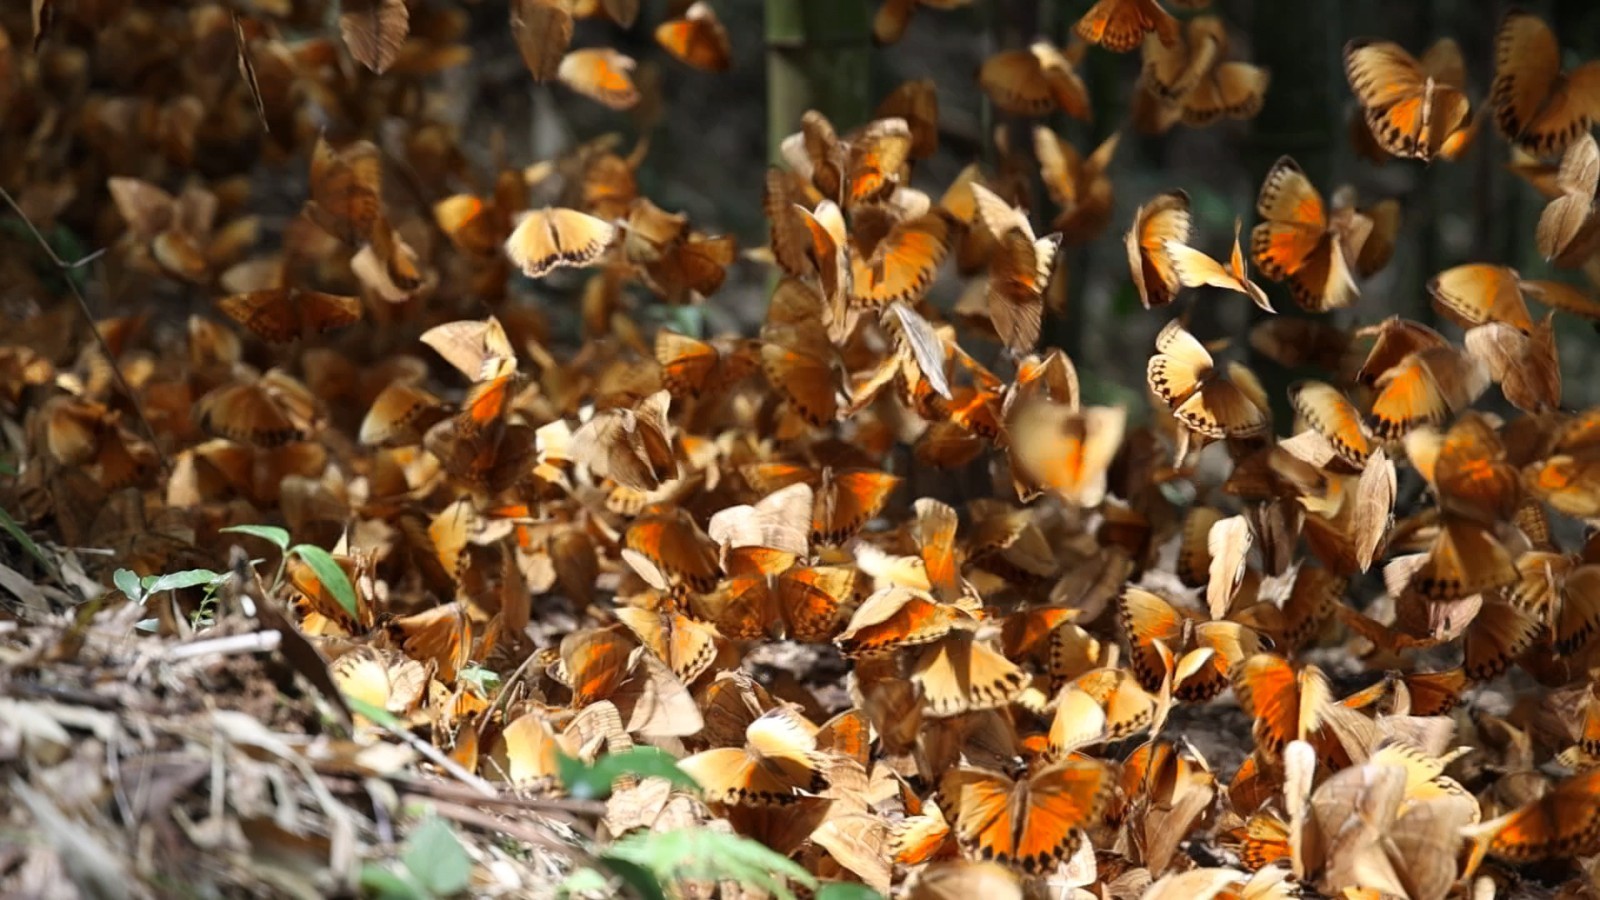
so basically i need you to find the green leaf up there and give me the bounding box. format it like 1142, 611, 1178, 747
604, 829, 816, 900
595, 857, 667, 900
113, 569, 143, 602
290, 544, 359, 620
345, 695, 404, 730
457, 664, 501, 695
142, 569, 222, 595
557, 867, 613, 898
220, 524, 290, 551
0, 505, 51, 574
358, 864, 430, 900
403, 816, 472, 897
816, 884, 884, 900
558, 748, 698, 801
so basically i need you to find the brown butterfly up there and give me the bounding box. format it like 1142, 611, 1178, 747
1251, 156, 1374, 312
1344, 37, 1473, 162
654, 2, 730, 72
1146, 320, 1268, 440
1491, 11, 1600, 157
1075, 0, 1179, 53
979, 41, 1089, 119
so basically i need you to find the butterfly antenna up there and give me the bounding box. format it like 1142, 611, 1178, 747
0, 185, 172, 477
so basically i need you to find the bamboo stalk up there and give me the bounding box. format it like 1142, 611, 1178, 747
764, 0, 872, 164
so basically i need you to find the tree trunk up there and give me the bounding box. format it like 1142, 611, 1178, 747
764, 0, 872, 164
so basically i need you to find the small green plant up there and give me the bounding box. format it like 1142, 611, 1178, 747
359, 815, 472, 900
116, 567, 227, 632
557, 747, 699, 801
220, 524, 359, 620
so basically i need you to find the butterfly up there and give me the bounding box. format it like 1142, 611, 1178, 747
759, 320, 842, 427
1288, 380, 1372, 467
1365, 344, 1489, 441
1006, 400, 1126, 507
1034, 128, 1119, 244
194, 368, 324, 448
1536, 133, 1600, 266
1137, 17, 1270, 130
970, 184, 1061, 352
1164, 219, 1272, 312
849, 209, 956, 310
875, 78, 940, 159
1427, 264, 1535, 333
1120, 585, 1265, 701
1399, 415, 1520, 602
1524, 409, 1600, 518
1075, 0, 1179, 53
215, 287, 361, 344
978, 41, 1089, 119
1125, 191, 1193, 309
1146, 319, 1268, 440
1464, 313, 1562, 414
621, 507, 722, 595
434, 170, 528, 259
783, 111, 912, 209
834, 585, 976, 657
654, 330, 759, 398
1063, 667, 1160, 744
305, 136, 382, 247
1491, 11, 1600, 157
1251, 156, 1372, 312
509, 0, 573, 81
696, 546, 854, 641
570, 389, 678, 493
557, 47, 639, 109
871, 0, 974, 45
1481, 768, 1600, 861
654, 2, 730, 72
613, 604, 721, 685
504, 206, 617, 278
1509, 552, 1600, 656
743, 462, 900, 545
678, 708, 832, 806
1343, 38, 1472, 162
938, 758, 1112, 874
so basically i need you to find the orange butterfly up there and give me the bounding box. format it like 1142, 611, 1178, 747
613, 603, 721, 685
979, 41, 1089, 119
1137, 17, 1269, 131
558, 47, 639, 109
1490, 11, 1600, 157
621, 507, 722, 595
1146, 319, 1269, 440
939, 759, 1112, 873
695, 550, 856, 643
654, 2, 730, 72
1120, 585, 1265, 701
678, 708, 831, 806
1006, 400, 1126, 507
1509, 551, 1600, 656
654, 330, 759, 398
1034, 129, 1119, 244
1400, 415, 1520, 602
834, 585, 974, 657
1481, 768, 1600, 861
759, 320, 842, 427
194, 368, 324, 448
1365, 344, 1488, 441
743, 462, 900, 545
783, 111, 912, 209
970, 184, 1060, 352
1427, 264, 1535, 333
505, 206, 617, 278
1524, 409, 1600, 518
1289, 380, 1372, 467
1075, 0, 1178, 53
1163, 219, 1272, 312
434, 170, 529, 258
872, 0, 974, 46
216, 287, 361, 344
1251, 156, 1372, 312
849, 209, 956, 310
1343, 38, 1472, 162
1125, 190, 1193, 309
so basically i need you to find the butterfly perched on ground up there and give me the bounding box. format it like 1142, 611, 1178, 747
1344, 37, 1473, 162
939, 758, 1112, 873
678, 708, 832, 806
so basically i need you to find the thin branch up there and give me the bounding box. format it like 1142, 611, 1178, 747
0, 186, 171, 476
